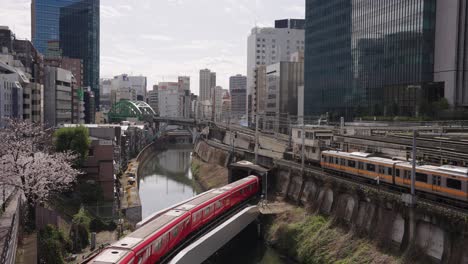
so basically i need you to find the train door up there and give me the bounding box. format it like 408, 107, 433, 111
160, 233, 169, 256
403, 170, 411, 185
151, 238, 163, 262
431, 174, 442, 193
358, 161, 364, 177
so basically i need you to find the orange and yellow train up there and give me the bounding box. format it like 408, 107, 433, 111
321, 151, 468, 202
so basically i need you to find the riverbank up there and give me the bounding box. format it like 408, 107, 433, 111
191, 156, 228, 190
265, 206, 404, 264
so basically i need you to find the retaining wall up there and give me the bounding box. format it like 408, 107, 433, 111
275, 163, 468, 264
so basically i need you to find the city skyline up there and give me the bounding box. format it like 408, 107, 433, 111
2, 0, 305, 96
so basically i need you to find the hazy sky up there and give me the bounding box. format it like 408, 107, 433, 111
1, 0, 304, 95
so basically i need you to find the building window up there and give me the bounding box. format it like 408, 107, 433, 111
88, 148, 94, 156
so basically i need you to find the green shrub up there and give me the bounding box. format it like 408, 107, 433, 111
90, 218, 118, 232
70, 207, 91, 253
54, 126, 91, 166
38, 225, 71, 264
78, 181, 104, 203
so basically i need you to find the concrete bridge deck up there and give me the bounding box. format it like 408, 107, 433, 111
168, 206, 259, 264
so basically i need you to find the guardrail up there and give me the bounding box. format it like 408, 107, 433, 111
0, 193, 21, 264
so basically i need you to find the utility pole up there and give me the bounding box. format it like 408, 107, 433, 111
301, 121, 305, 172
255, 113, 260, 164
288, 114, 292, 149
411, 130, 417, 196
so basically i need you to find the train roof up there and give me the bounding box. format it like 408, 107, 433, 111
322, 151, 372, 158
396, 163, 468, 178
367, 157, 399, 165
121, 210, 187, 245
223, 176, 258, 189
90, 248, 132, 264
175, 191, 222, 210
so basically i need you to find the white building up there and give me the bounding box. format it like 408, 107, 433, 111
99, 78, 112, 110
104, 74, 147, 103
0, 60, 26, 127
44, 66, 74, 127
158, 82, 181, 118
247, 19, 305, 120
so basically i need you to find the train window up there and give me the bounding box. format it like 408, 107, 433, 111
335, 157, 339, 165
172, 226, 179, 237
396, 169, 400, 177
249, 185, 253, 192
432, 176, 441, 186
205, 206, 212, 215
241, 188, 245, 195
416, 173, 427, 183
388, 168, 393, 175
154, 238, 162, 252
366, 164, 375, 172
358, 162, 364, 170
138, 257, 143, 264
340, 159, 346, 166
321, 155, 325, 161
447, 178, 462, 190
348, 160, 356, 168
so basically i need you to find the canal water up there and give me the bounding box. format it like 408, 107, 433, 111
138, 147, 294, 263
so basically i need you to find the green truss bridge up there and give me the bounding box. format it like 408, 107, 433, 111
108, 100, 156, 123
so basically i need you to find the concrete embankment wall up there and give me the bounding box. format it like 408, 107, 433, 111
121, 141, 160, 226
275, 162, 468, 264
194, 140, 230, 167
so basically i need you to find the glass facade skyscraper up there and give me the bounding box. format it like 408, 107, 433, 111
32, 0, 100, 109
304, 0, 440, 118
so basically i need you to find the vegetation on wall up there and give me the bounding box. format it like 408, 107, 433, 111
70, 207, 91, 253
266, 209, 399, 264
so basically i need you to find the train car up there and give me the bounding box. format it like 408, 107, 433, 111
321, 151, 468, 202
89, 176, 260, 264
321, 151, 399, 184
394, 163, 468, 202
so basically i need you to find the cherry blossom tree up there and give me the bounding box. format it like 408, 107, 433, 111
0, 120, 80, 226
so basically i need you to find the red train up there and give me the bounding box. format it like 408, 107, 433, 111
90, 176, 260, 264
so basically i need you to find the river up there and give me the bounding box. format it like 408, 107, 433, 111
138, 146, 293, 263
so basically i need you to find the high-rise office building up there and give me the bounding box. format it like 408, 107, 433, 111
199, 69, 216, 102
229, 74, 247, 120
147, 85, 159, 115
265, 61, 304, 133
304, 0, 468, 118
247, 19, 305, 121
32, 0, 100, 109
178, 76, 191, 118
